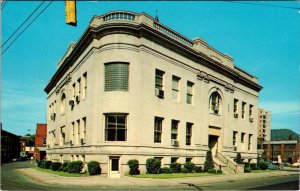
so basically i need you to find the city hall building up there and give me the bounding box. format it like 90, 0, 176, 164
45, 11, 262, 177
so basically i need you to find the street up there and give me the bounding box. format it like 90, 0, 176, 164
1, 161, 299, 190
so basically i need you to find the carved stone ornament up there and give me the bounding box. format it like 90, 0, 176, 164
197, 70, 210, 83
55, 86, 60, 95
225, 83, 234, 93
65, 73, 72, 84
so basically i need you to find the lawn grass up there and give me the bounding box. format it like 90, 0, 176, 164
33, 167, 90, 177
251, 169, 277, 173
126, 173, 223, 179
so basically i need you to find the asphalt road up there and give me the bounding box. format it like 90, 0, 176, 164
1, 161, 299, 190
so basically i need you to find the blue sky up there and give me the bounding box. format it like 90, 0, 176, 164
2, 1, 300, 136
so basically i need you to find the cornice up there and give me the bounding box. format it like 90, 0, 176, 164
44, 21, 262, 93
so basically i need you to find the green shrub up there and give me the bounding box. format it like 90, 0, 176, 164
194, 166, 203, 173
44, 161, 52, 169
181, 167, 188, 173
244, 167, 251, 173
37, 160, 42, 168
146, 158, 161, 174
216, 169, 222, 174
255, 166, 261, 170
40, 161, 46, 168
127, 159, 140, 175
170, 162, 182, 173
204, 150, 214, 172
184, 162, 195, 173
250, 163, 257, 170
236, 153, 243, 164
243, 162, 249, 168
51, 162, 62, 171
160, 167, 172, 174
88, 161, 101, 175
207, 168, 217, 174
257, 160, 268, 170
59, 161, 69, 172
67, 161, 83, 173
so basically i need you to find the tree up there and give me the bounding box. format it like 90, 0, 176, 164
204, 150, 214, 172
236, 152, 243, 164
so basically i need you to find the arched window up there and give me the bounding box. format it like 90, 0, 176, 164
209, 92, 221, 114
60, 93, 66, 113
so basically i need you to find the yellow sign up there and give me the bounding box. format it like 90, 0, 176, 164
65, 0, 77, 26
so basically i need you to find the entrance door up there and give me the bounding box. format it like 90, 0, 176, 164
209, 135, 219, 157
109, 157, 120, 178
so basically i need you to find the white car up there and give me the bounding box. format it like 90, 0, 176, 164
292, 162, 299, 167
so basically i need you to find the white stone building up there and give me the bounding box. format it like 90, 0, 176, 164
45, 11, 262, 177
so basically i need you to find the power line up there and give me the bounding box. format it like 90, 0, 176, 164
2, 1, 45, 48
226, 1, 300, 11
1, 1, 7, 11
1, 1, 52, 55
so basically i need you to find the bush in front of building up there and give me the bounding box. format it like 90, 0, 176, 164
193, 166, 203, 173
127, 159, 140, 175
216, 169, 222, 174
244, 167, 251, 173
243, 162, 249, 168
146, 158, 161, 174
44, 161, 52, 169
170, 162, 182, 173
204, 150, 214, 172
160, 167, 172, 174
59, 161, 69, 172
184, 162, 195, 173
181, 167, 188, 173
51, 162, 62, 171
207, 168, 217, 174
250, 163, 258, 170
236, 153, 243, 164
37, 160, 43, 168
257, 160, 268, 170
67, 161, 83, 173
87, 161, 101, 175
40, 161, 46, 168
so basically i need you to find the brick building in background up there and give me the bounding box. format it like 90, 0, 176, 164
1, 124, 20, 163
34, 124, 47, 160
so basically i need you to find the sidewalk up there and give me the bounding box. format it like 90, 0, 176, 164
17, 168, 299, 188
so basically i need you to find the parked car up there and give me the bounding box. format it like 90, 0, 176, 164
292, 162, 299, 167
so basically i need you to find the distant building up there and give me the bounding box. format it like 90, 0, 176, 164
44, 11, 262, 176
1, 126, 20, 163
257, 108, 271, 143
262, 129, 299, 164
20, 136, 35, 159
34, 124, 47, 160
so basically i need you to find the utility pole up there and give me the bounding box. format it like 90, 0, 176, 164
65, 0, 77, 26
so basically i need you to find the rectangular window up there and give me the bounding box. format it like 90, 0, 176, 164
155, 69, 164, 90
105, 114, 127, 141
186, 81, 194, 104
186, 123, 192, 145
171, 157, 178, 163
43, 137, 47, 145
61, 127, 65, 146
172, 75, 180, 101
242, 102, 246, 118
233, 131, 237, 146
154, 117, 163, 143
105, 63, 129, 91
248, 134, 252, 150
234, 99, 238, 114
241, 132, 245, 143
249, 104, 253, 118
82, 72, 87, 99
171, 120, 179, 140
77, 120, 80, 144
186, 158, 192, 162
71, 122, 75, 143
83, 117, 86, 138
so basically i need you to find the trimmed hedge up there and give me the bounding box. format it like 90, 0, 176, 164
67, 161, 83, 173
236, 153, 243, 164
243, 162, 249, 168
216, 169, 222, 174
37, 160, 43, 168
88, 161, 101, 175
181, 167, 188, 173
127, 159, 140, 175
146, 158, 161, 174
40, 161, 46, 168
51, 162, 62, 171
44, 161, 52, 169
59, 161, 69, 172
250, 163, 257, 170
160, 167, 172, 174
257, 160, 268, 170
194, 166, 203, 173
244, 167, 251, 173
170, 162, 182, 173
204, 150, 214, 172
184, 162, 195, 173
207, 168, 217, 174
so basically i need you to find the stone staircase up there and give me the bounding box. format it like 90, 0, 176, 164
213, 152, 244, 174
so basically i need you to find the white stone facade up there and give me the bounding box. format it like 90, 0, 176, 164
45, 11, 262, 177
